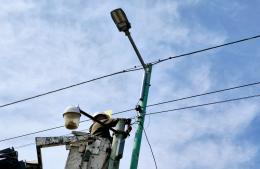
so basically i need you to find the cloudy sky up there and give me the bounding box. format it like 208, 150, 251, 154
0, 0, 260, 169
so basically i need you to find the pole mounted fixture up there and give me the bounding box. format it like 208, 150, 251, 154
111, 8, 131, 34
111, 8, 153, 169
111, 8, 146, 69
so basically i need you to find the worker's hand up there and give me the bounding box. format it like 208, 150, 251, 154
126, 125, 132, 133
124, 118, 131, 125
122, 124, 132, 138
117, 118, 131, 124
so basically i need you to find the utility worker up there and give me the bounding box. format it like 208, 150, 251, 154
89, 111, 132, 142
88, 111, 131, 169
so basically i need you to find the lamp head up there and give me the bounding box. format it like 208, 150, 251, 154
111, 8, 131, 33
63, 106, 81, 130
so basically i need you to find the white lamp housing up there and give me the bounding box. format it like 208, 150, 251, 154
63, 106, 81, 130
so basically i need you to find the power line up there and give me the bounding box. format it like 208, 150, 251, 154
13, 92, 260, 150
1, 35, 259, 110
0, 66, 142, 109
151, 35, 260, 65
14, 143, 35, 149
8, 94, 260, 147
147, 81, 260, 108
144, 129, 158, 169
146, 93, 260, 116
0, 125, 64, 143
1, 80, 260, 143
14, 128, 88, 150
0, 113, 132, 143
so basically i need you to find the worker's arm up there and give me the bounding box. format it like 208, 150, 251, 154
104, 118, 131, 127
104, 118, 119, 127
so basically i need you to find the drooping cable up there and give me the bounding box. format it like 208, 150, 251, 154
144, 129, 158, 169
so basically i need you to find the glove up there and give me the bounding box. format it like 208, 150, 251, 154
124, 118, 132, 124
117, 118, 131, 124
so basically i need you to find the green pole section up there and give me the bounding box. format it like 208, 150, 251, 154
108, 119, 126, 169
130, 64, 152, 169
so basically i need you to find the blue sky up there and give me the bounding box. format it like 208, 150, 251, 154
0, 1, 260, 169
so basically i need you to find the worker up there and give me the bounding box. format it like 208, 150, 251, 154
89, 111, 131, 142
88, 111, 131, 169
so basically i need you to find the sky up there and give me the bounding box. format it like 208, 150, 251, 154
0, 0, 260, 169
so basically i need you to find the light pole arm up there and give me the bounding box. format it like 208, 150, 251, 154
125, 31, 146, 69
79, 109, 119, 134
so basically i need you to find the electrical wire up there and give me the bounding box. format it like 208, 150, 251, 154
144, 129, 158, 169
0, 125, 65, 143
145, 93, 260, 116
0, 66, 142, 109
14, 143, 35, 149
150, 35, 260, 65
10, 92, 260, 150
1, 34, 259, 110
14, 128, 89, 150
1, 80, 260, 143
147, 81, 260, 108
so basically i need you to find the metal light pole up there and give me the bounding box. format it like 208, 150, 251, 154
111, 8, 153, 169
130, 64, 152, 169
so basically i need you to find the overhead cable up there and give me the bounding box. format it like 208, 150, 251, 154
1, 80, 260, 143
151, 35, 260, 65
144, 129, 158, 169
0, 66, 142, 109
1, 34, 259, 109
13, 92, 260, 150
147, 81, 260, 108
146, 93, 260, 116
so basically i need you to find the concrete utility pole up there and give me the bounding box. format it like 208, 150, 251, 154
111, 8, 153, 169
108, 120, 127, 169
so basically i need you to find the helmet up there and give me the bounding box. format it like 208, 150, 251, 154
93, 110, 112, 119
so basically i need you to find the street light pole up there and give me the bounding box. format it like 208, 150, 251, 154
111, 8, 153, 169
130, 64, 152, 169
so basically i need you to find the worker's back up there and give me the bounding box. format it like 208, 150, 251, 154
89, 118, 119, 142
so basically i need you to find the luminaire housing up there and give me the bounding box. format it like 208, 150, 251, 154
63, 106, 81, 130
111, 8, 131, 33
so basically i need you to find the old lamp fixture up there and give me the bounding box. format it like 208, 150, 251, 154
63, 106, 81, 130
